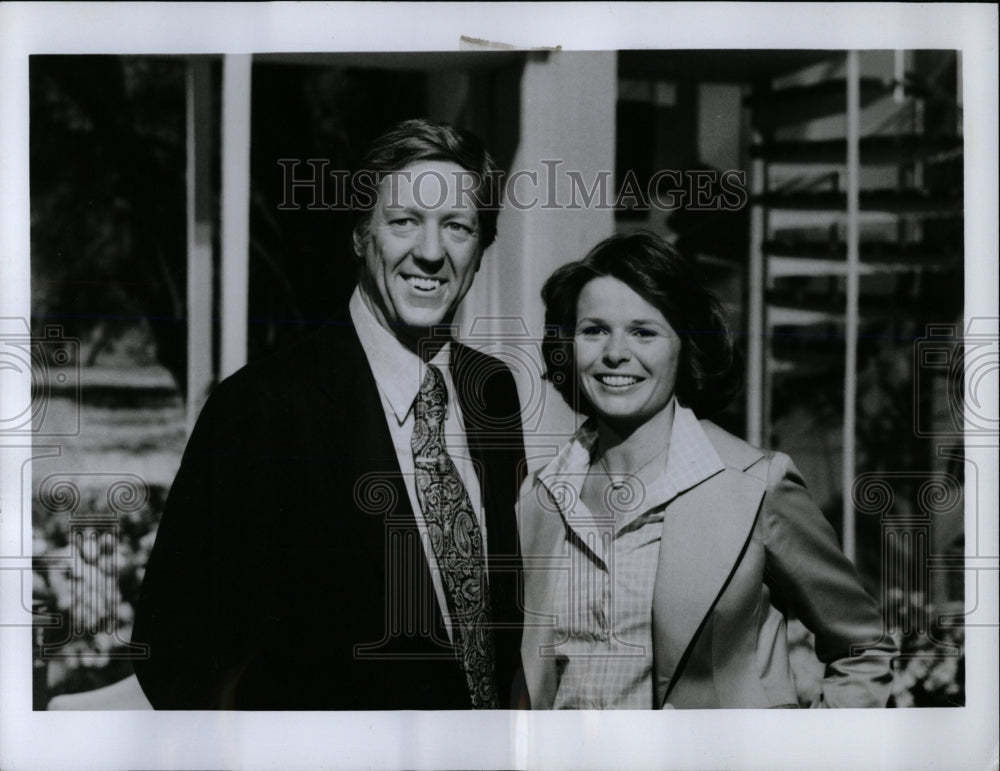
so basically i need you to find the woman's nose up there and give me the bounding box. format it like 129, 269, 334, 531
602, 330, 631, 364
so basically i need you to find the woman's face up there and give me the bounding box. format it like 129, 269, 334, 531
574, 275, 682, 428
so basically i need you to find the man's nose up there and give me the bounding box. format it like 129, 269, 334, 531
413, 225, 446, 264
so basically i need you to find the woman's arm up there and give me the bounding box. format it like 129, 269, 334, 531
761, 452, 898, 708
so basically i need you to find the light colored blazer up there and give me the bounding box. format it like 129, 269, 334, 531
519, 420, 897, 709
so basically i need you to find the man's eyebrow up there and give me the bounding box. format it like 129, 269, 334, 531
444, 208, 479, 219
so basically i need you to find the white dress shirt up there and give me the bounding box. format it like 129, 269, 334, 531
349, 288, 486, 643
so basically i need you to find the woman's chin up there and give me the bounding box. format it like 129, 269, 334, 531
592, 406, 652, 430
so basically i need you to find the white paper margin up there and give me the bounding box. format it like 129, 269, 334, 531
1, 3, 997, 770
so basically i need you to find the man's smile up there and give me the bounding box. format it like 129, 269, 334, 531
403, 274, 447, 292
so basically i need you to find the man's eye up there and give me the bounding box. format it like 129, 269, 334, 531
388, 218, 417, 228
444, 221, 474, 234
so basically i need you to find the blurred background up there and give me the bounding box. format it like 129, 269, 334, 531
29, 49, 966, 708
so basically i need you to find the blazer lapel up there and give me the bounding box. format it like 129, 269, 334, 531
450, 342, 523, 559
316, 322, 410, 509
651, 466, 766, 707
450, 342, 528, 706
451, 343, 486, 486
314, 320, 452, 651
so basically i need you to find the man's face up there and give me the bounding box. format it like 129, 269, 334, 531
354, 160, 483, 345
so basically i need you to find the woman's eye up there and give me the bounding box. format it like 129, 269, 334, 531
578, 325, 607, 337
632, 327, 657, 338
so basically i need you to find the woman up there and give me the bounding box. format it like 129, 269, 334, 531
519, 232, 896, 709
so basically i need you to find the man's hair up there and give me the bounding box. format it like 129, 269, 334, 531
541, 231, 741, 417
351, 118, 502, 252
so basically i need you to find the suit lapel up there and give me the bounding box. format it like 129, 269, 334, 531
317, 322, 410, 512
451, 343, 521, 558
651, 464, 766, 707
451, 342, 527, 706
315, 321, 453, 650
451, 343, 486, 488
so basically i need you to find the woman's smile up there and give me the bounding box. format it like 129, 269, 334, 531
595, 373, 645, 389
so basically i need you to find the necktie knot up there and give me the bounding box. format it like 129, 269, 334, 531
414, 364, 448, 424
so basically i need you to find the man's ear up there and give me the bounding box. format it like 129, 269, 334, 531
352, 226, 364, 258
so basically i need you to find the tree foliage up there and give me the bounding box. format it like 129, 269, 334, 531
31, 56, 189, 391
30, 56, 430, 389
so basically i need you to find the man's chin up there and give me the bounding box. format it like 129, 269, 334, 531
396, 306, 456, 331
392, 313, 458, 351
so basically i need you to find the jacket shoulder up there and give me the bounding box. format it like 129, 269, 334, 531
452, 341, 517, 381
452, 341, 523, 434
698, 419, 769, 473
192, 323, 363, 434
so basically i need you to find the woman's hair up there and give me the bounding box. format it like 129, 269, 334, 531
541, 231, 741, 417
351, 118, 502, 252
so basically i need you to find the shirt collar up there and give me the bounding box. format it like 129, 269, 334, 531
537, 399, 726, 523
349, 287, 452, 424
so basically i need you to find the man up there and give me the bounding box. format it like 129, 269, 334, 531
132, 119, 526, 709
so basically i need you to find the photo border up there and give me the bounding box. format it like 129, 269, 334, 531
1, 3, 997, 770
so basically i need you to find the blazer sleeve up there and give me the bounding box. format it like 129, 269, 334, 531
761, 452, 897, 708
131, 372, 270, 708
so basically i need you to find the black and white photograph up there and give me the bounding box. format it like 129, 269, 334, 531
1, 3, 997, 770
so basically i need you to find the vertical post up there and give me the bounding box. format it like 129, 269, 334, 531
955, 50, 963, 133
893, 49, 906, 104
220, 54, 252, 380
32, 600, 48, 710
746, 125, 766, 447
458, 51, 616, 442
842, 51, 861, 563
185, 57, 214, 434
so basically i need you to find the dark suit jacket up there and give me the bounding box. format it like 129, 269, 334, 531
521, 420, 896, 708
132, 318, 526, 709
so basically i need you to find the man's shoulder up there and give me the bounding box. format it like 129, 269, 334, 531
240, 321, 359, 375
205, 322, 364, 410
451, 341, 521, 406
450, 341, 523, 437
452, 341, 516, 383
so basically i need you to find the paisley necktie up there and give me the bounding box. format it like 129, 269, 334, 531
410, 363, 497, 708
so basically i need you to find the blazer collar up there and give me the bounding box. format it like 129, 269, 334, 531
532, 403, 726, 574
535, 402, 727, 515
